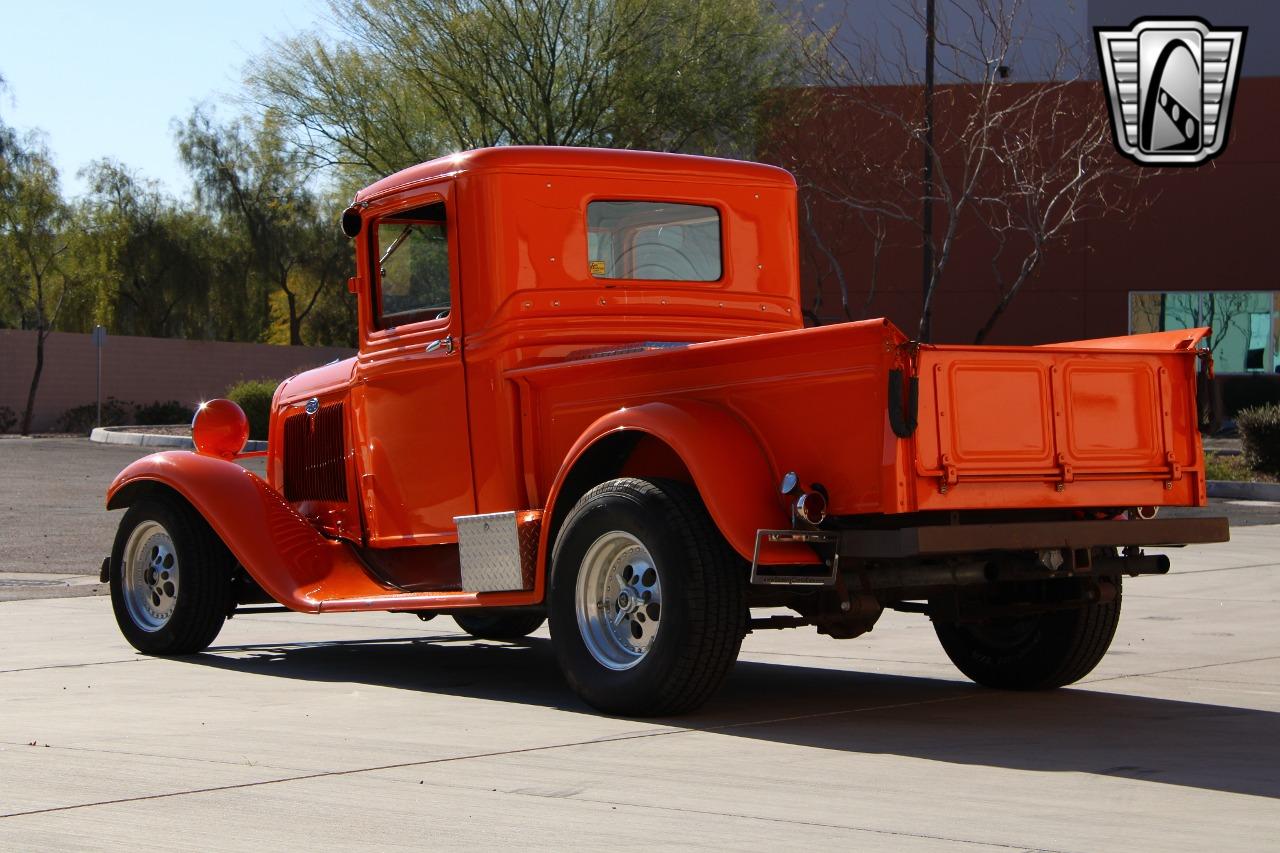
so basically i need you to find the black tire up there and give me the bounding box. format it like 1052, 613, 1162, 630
110, 497, 234, 655
453, 611, 546, 640
548, 477, 747, 716
932, 578, 1122, 689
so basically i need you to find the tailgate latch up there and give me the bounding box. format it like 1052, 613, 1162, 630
938, 454, 959, 494
1056, 453, 1074, 491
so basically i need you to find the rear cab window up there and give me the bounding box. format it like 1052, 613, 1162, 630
587, 201, 722, 282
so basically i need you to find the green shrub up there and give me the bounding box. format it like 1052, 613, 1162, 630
57, 398, 134, 434
0, 405, 16, 434
1237, 403, 1280, 477
135, 400, 196, 425
225, 379, 278, 441
1203, 451, 1254, 482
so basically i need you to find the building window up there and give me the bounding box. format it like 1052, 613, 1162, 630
1130, 291, 1279, 374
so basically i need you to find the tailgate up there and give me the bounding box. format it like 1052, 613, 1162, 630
909, 328, 1208, 510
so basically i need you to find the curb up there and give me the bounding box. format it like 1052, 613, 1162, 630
83, 429, 1280, 500
89, 427, 267, 452
1207, 480, 1280, 502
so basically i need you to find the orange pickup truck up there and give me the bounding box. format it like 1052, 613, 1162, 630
104, 147, 1228, 715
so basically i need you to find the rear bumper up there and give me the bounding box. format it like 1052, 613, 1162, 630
839, 516, 1230, 559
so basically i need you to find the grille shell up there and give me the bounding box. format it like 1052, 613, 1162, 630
283, 402, 348, 503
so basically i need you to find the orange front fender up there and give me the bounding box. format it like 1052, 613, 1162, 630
107, 451, 371, 613
540, 400, 817, 571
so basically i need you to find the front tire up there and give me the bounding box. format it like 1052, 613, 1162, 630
549, 478, 746, 716
110, 497, 233, 655
932, 578, 1122, 689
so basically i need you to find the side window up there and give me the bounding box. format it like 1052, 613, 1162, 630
375, 201, 450, 327
587, 201, 722, 282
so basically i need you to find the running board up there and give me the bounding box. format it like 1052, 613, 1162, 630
317, 589, 542, 613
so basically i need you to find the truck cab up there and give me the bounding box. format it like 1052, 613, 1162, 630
274, 147, 799, 549
105, 147, 1228, 715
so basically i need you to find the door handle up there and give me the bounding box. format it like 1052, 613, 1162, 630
426, 335, 455, 355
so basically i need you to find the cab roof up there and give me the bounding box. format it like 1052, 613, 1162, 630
353, 146, 796, 203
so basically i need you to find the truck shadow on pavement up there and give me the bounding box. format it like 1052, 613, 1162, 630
184, 632, 1279, 801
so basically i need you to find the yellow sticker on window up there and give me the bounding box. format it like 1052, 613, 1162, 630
589, 260, 606, 276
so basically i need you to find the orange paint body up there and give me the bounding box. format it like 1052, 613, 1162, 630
106, 148, 1211, 613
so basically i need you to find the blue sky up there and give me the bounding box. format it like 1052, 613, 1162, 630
0, 0, 333, 198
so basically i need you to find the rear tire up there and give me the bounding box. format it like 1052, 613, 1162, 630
110, 497, 233, 655
932, 578, 1122, 689
549, 478, 747, 716
452, 611, 545, 640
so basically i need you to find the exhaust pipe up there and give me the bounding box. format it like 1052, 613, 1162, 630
1091, 553, 1170, 576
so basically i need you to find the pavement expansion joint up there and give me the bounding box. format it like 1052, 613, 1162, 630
381, 773, 1080, 853
0, 657, 148, 675
1171, 560, 1280, 576
1081, 653, 1280, 685
0, 738, 319, 775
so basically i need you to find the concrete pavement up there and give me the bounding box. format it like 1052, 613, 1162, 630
0, 437, 264, 600
1, 436, 1277, 849
2, 526, 1278, 850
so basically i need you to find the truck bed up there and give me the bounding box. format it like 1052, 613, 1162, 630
509, 320, 1209, 518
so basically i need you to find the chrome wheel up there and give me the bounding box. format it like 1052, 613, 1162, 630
575, 531, 662, 671
121, 520, 179, 632
550, 478, 747, 715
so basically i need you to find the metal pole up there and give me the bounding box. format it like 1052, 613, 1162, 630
920, 0, 936, 343
95, 325, 103, 428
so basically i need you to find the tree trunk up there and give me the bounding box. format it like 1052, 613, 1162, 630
973, 298, 1010, 344
20, 329, 46, 436
286, 289, 302, 345
974, 253, 1042, 345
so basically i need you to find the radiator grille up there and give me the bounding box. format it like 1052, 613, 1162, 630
283, 402, 348, 502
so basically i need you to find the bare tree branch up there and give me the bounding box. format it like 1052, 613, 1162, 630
775, 0, 1147, 341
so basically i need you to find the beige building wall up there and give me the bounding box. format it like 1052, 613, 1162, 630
0, 330, 354, 432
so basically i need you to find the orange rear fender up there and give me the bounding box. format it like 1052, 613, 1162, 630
106, 451, 367, 613
540, 400, 818, 574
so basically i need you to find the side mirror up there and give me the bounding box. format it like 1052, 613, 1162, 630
341, 206, 362, 238
347, 277, 360, 295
